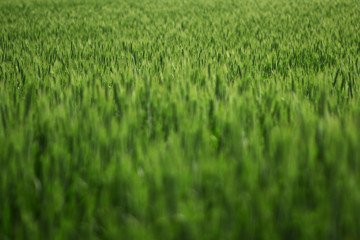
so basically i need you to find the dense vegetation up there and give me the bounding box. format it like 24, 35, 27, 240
1, 0, 360, 239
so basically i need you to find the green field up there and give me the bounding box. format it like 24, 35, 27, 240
1, 0, 360, 239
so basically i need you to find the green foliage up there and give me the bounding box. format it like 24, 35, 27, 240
1, 0, 360, 239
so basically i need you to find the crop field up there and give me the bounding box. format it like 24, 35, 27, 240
1, 0, 360, 239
